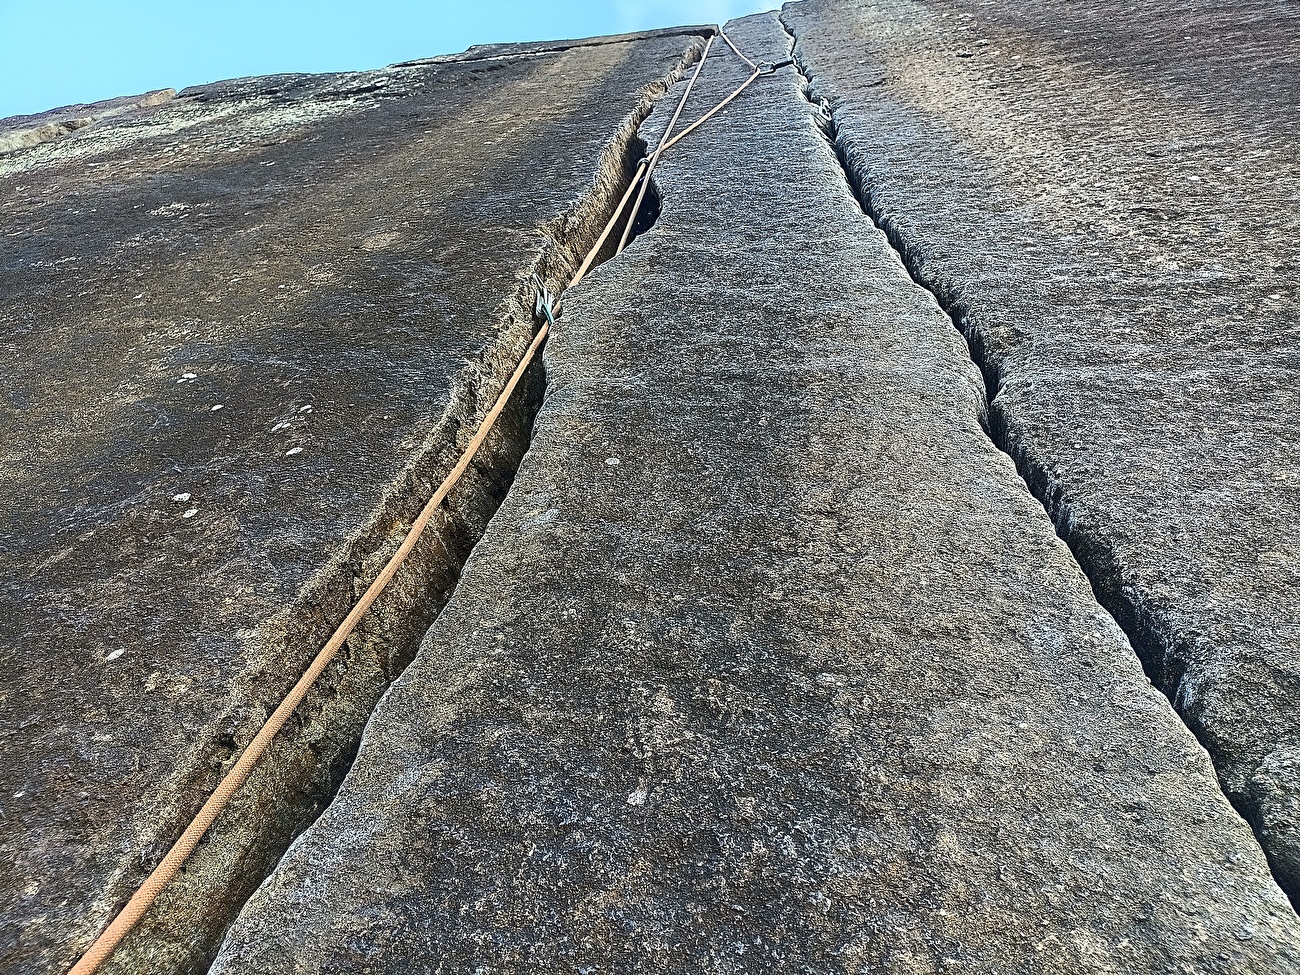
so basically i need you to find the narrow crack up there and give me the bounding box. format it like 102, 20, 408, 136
777, 12, 1296, 909
94, 39, 695, 975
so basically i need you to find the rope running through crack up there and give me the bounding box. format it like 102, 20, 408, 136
68, 28, 784, 975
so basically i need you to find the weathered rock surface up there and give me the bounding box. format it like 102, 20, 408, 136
0, 90, 176, 155
0, 30, 701, 975
211, 13, 1300, 973
781, 0, 1300, 897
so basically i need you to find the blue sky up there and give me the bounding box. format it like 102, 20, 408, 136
0, 1, 781, 120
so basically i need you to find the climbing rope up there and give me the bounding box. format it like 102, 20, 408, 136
719, 30, 757, 69
615, 33, 715, 254
662, 54, 792, 155
69, 27, 783, 975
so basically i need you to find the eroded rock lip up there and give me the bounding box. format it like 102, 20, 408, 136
782, 0, 1300, 900
210, 12, 1300, 974
0, 89, 176, 154
0, 28, 699, 975
399, 24, 717, 66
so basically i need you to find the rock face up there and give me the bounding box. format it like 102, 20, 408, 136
782, 0, 1300, 898
210, 11, 1300, 975
0, 90, 176, 155
0, 29, 702, 975
6, 3, 1300, 974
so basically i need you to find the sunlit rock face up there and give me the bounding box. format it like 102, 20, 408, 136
5, 3, 1300, 974
0, 27, 702, 975
784, 0, 1300, 904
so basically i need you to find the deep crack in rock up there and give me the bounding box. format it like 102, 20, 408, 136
41, 37, 695, 975
777, 7, 1295, 909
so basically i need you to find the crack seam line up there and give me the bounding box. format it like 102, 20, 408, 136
776, 10, 1296, 907
67, 28, 787, 975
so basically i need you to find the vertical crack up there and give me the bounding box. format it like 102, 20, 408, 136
91, 40, 690, 975
776, 11, 1296, 909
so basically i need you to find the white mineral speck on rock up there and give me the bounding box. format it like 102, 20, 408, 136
605, 457, 620, 466
183, 508, 198, 518
104, 649, 125, 662
286, 447, 303, 456
627, 788, 647, 806
172, 492, 191, 502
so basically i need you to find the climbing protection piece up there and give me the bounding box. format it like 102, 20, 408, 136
532, 273, 557, 326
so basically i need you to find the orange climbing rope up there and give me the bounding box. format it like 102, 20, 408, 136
615, 33, 715, 254
68, 324, 548, 975
719, 30, 757, 69
69, 28, 777, 975
570, 39, 780, 290
662, 66, 766, 154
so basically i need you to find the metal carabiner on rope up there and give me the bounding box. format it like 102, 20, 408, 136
531, 273, 556, 326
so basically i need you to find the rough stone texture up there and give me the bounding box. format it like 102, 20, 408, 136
0, 89, 176, 155
211, 14, 1300, 974
781, 0, 1300, 898
0, 31, 700, 975
403, 24, 714, 66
